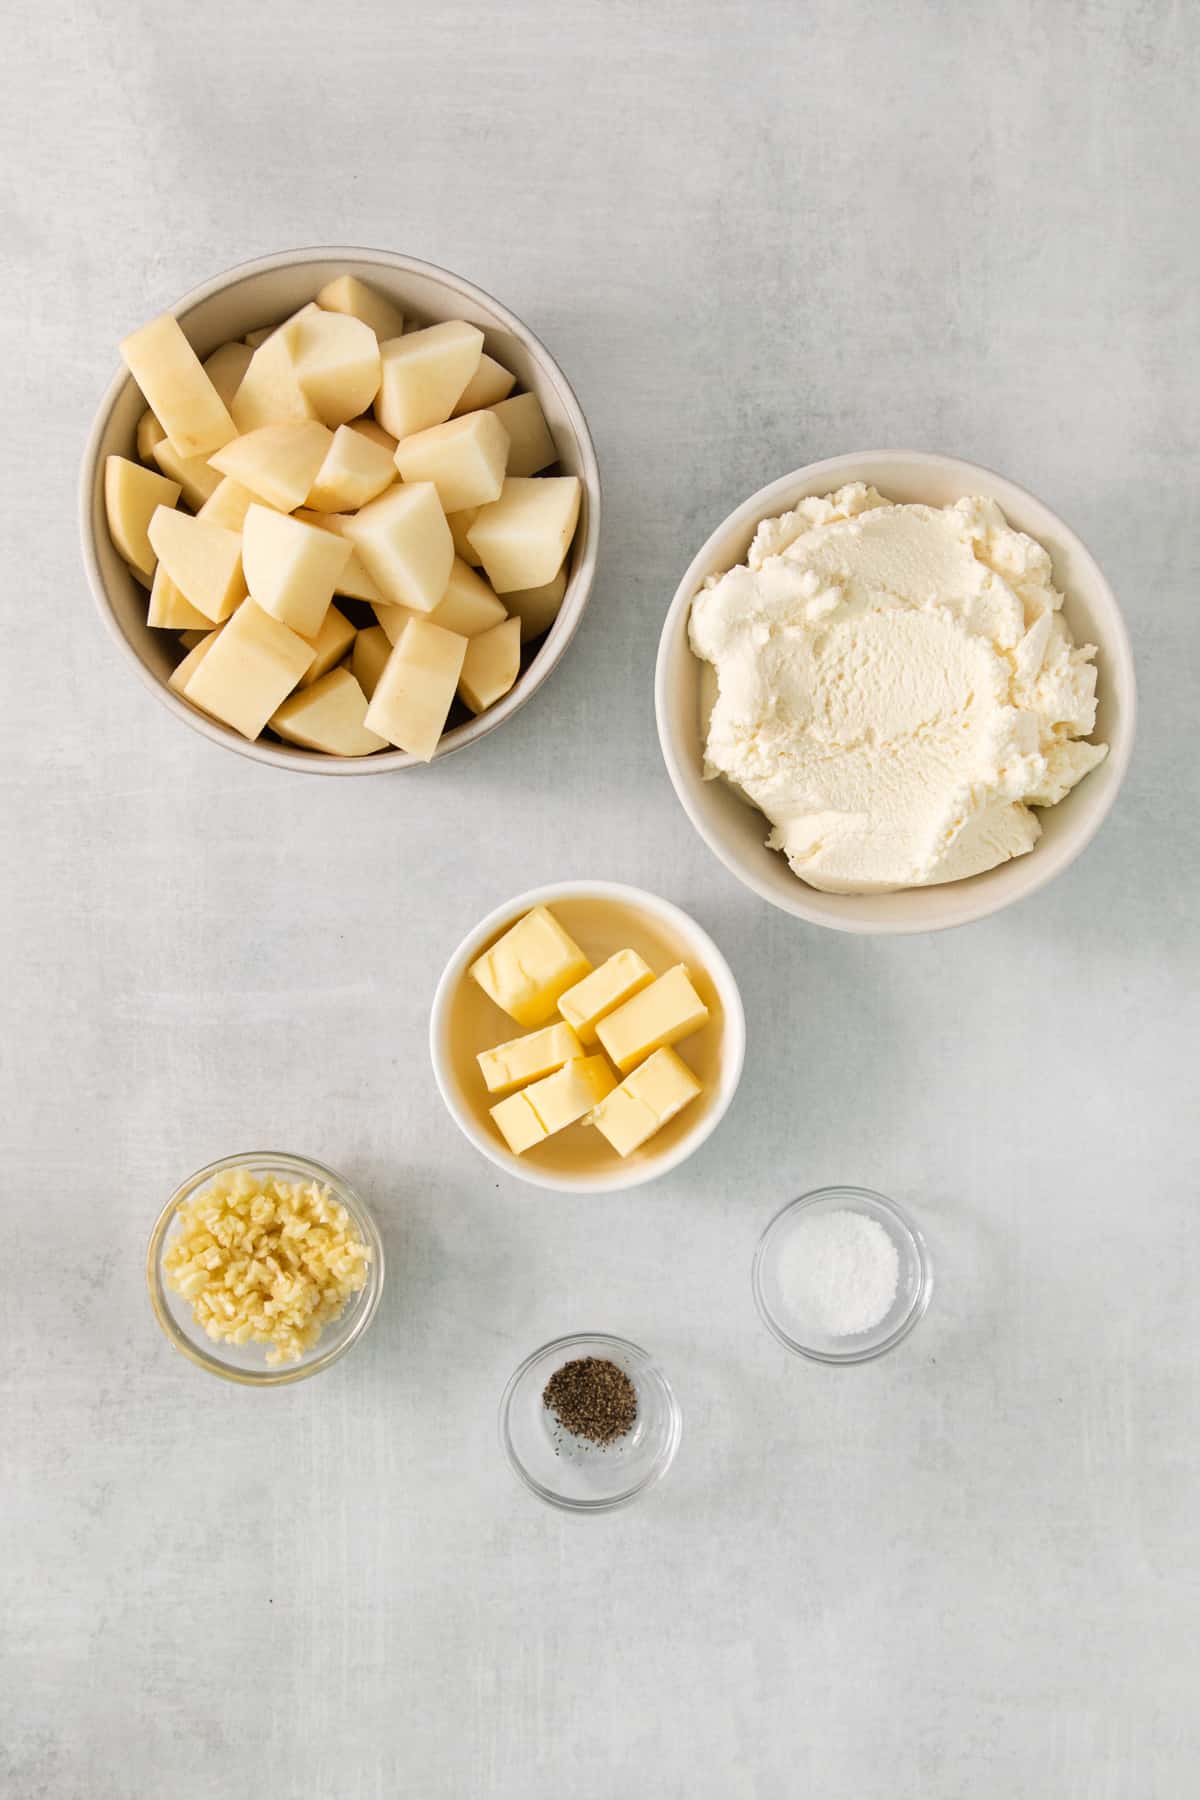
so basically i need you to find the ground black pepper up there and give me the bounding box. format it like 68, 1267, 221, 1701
542, 1356, 638, 1448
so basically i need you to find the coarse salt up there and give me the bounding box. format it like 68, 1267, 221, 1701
778, 1209, 899, 1337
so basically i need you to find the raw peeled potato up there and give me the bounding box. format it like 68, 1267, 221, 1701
105, 284, 581, 757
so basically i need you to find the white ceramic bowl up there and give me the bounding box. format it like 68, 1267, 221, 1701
80, 246, 601, 774
656, 451, 1136, 933
429, 881, 746, 1193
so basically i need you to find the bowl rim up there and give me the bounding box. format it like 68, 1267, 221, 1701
498, 1330, 683, 1511
428, 879, 747, 1194
146, 1150, 385, 1385
80, 243, 601, 775
751, 1185, 934, 1364
655, 448, 1137, 933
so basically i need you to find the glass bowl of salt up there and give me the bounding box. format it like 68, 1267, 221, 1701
752, 1186, 933, 1363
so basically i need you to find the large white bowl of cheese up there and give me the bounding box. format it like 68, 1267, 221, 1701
655, 451, 1136, 934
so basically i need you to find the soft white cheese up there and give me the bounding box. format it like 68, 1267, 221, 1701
689, 485, 1108, 893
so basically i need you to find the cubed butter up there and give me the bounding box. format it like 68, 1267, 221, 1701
242, 503, 351, 638
393, 409, 510, 513
489, 1055, 617, 1155
476, 1021, 584, 1095
362, 616, 466, 761
590, 1048, 702, 1157
119, 313, 236, 458
595, 964, 709, 1074
210, 420, 333, 513
182, 599, 315, 739
342, 481, 453, 613
458, 616, 521, 715
488, 392, 557, 476
147, 507, 245, 623
270, 667, 385, 757
466, 476, 581, 594
375, 321, 484, 440
104, 455, 181, 577
557, 949, 655, 1046
469, 905, 592, 1029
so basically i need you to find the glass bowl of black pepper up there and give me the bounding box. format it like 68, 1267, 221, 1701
499, 1332, 682, 1511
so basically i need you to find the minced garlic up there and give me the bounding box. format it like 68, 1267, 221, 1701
163, 1165, 371, 1365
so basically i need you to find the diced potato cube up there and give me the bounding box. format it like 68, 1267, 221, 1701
182, 600, 315, 739
458, 616, 521, 715
202, 341, 254, 407
446, 506, 482, 565
342, 482, 452, 612
147, 564, 211, 631
243, 326, 276, 348
469, 906, 592, 1028
452, 353, 516, 416
197, 476, 259, 532
287, 308, 381, 428
488, 392, 557, 476
348, 417, 397, 454
104, 455, 180, 577
375, 321, 483, 440
477, 1022, 584, 1094
169, 625, 224, 693
595, 964, 709, 1075
393, 409, 510, 513
395, 558, 506, 639
151, 437, 222, 510
177, 629, 206, 650
363, 617, 466, 761
351, 623, 392, 699
490, 1056, 616, 1153
558, 949, 655, 1047
504, 568, 567, 643
147, 507, 245, 622
316, 274, 405, 343
242, 504, 351, 638
210, 420, 333, 512
467, 476, 581, 593
136, 409, 165, 464
119, 313, 236, 458
306, 424, 395, 512
590, 1048, 702, 1157
293, 510, 383, 603
229, 305, 321, 432
298, 603, 356, 687
270, 667, 385, 756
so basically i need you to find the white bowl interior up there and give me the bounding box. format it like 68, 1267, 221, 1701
82, 248, 600, 773
657, 451, 1135, 933
430, 882, 746, 1193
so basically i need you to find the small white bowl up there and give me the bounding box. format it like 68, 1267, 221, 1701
80, 246, 601, 775
429, 881, 745, 1193
655, 451, 1136, 933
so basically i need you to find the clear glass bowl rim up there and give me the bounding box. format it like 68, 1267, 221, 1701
146, 1150, 385, 1386
751, 1185, 933, 1364
498, 1331, 683, 1512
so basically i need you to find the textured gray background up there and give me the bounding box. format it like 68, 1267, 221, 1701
3, 2, 1197, 1796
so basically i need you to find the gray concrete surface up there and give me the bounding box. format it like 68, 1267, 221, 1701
2, 2, 1197, 1795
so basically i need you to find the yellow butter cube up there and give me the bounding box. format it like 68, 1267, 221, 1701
490, 1055, 617, 1154
469, 905, 592, 1028
477, 1022, 584, 1095
595, 964, 709, 1074
590, 1048, 702, 1157
558, 949, 654, 1047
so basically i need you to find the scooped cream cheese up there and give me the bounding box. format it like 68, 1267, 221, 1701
689, 485, 1108, 893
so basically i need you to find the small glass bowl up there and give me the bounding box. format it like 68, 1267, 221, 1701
499, 1333, 682, 1511
146, 1152, 385, 1386
752, 1186, 932, 1364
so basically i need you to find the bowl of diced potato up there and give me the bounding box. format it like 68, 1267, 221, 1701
80, 247, 601, 770
429, 882, 746, 1193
